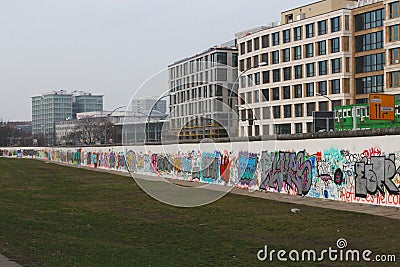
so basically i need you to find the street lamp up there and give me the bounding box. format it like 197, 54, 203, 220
105, 105, 126, 146
143, 92, 174, 144
230, 61, 267, 137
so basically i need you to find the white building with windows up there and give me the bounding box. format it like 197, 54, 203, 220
168, 43, 239, 140
237, 0, 356, 135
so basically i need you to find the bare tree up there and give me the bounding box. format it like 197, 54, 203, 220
75, 117, 110, 145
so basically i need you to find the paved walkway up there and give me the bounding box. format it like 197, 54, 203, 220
51, 160, 400, 220
0, 254, 21, 267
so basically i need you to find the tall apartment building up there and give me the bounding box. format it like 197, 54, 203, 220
168, 44, 238, 140
32, 90, 103, 145
237, 0, 357, 136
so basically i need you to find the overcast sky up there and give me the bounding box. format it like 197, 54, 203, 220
0, 0, 313, 121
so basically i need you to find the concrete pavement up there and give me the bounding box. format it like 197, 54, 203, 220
0, 254, 21, 267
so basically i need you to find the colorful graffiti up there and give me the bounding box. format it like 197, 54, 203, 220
259, 151, 315, 196
1, 144, 400, 207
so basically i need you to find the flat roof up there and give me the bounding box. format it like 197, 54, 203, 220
169, 45, 237, 67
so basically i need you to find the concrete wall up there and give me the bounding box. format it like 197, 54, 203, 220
2, 133, 400, 207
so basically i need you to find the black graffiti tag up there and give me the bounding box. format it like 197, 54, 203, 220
355, 154, 400, 198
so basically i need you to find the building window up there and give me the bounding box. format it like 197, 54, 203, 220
255, 125, 260, 136
318, 60, 328, 75
246, 92, 252, 104
355, 9, 384, 31
319, 101, 328, 112
389, 25, 400, 42
305, 23, 314, 38
306, 82, 314, 97
293, 46, 302, 60
263, 125, 270, 135
262, 71, 270, 84
246, 57, 252, 70
355, 75, 384, 94
283, 29, 291, 43
331, 58, 341, 73
239, 59, 245, 72
272, 51, 279, 64
390, 48, 400, 65
261, 35, 269, 48
330, 16, 340, 32
355, 53, 385, 73
240, 93, 245, 105
240, 42, 245, 55
318, 81, 327, 95
254, 37, 260, 50
295, 104, 303, 117
305, 43, 314, 58
318, 40, 326, 55
283, 86, 291, 99
388, 71, 400, 88
294, 65, 303, 79
294, 26, 302, 41
283, 48, 290, 62
216, 68, 227, 81
262, 89, 269, 101
253, 55, 259, 67
389, 1, 400, 19
248, 126, 253, 136
331, 38, 340, 53
261, 53, 269, 64
254, 72, 260, 85
247, 74, 253, 87
274, 124, 291, 134
214, 52, 228, 65
272, 69, 280, 82
318, 20, 327, 35
295, 123, 303, 133
306, 63, 315, 77
307, 102, 315, 116
247, 40, 253, 53
331, 79, 340, 94
232, 54, 238, 67
272, 32, 280, 46
294, 84, 302, 98
263, 107, 271, 120
240, 76, 246, 88
283, 67, 291, 81
355, 31, 383, 52
272, 107, 281, 120
254, 91, 260, 103
272, 87, 280, 100
283, 105, 292, 118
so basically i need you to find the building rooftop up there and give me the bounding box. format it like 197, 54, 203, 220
169, 41, 238, 67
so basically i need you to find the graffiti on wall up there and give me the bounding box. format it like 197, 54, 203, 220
259, 151, 315, 196
2, 144, 400, 207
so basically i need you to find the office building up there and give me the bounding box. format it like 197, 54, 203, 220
237, 0, 400, 136
32, 90, 103, 145
72, 91, 103, 118
131, 97, 167, 116
237, 0, 357, 136
168, 42, 239, 140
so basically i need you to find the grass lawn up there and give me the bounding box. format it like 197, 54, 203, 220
0, 158, 399, 266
